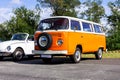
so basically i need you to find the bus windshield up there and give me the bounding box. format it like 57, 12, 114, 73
38, 18, 69, 31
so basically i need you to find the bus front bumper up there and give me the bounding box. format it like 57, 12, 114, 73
32, 50, 68, 55
32, 50, 68, 58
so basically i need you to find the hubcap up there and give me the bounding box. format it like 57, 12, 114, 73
98, 49, 102, 58
15, 51, 23, 60
75, 50, 81, 61
39, 36, 48, 47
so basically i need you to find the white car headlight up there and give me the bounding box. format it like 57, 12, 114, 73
7, 46, 11, 51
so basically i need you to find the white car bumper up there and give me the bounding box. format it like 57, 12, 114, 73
0, 52, 12, 56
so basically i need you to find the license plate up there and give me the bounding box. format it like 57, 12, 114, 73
41, 54, 52, 58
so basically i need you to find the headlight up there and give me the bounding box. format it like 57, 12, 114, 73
7, 46, 11, 51
57, 39, 63, 46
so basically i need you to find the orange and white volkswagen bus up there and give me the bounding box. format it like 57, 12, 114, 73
32, 16, 106, 63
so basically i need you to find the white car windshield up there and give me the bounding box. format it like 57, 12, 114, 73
11, 34, 27, 40
38, 18, 69, 31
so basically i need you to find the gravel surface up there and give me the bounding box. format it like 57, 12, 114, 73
0, 57, 120, 80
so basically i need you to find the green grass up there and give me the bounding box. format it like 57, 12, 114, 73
82, 52, 120, 58
103, 52, 120, 58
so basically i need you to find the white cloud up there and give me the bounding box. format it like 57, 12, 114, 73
40, 7, 52, 20
0, 8, 14, 24
104, 5, 111, 16
11, 0, 22, 4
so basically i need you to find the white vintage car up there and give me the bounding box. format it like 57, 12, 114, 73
0, 33, 34, 61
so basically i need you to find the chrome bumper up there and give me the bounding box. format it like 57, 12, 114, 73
32, 50, 68, 55
0, 52, 12, 56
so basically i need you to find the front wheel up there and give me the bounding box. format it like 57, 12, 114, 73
13, 48, 24, 61
95, 48, 103, 60
70, 48, 81, 63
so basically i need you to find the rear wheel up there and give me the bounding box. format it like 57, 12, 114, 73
13, 48, 24, 61
70, 48, 81, 63
95, 48, 103, 60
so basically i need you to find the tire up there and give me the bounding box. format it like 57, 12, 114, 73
28, 55, 34, 59
95, 48, 103, 60
70, 48, 81, 63
0, 56, 3, 60
13, 48, 24, 61
37, 33, 52, 50
42, 58, 52, 63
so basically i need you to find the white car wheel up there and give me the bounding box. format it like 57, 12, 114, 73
13, 48, 24, 61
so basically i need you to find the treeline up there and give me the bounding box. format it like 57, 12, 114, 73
0, 0, 120, 50
0, 6, 40, 40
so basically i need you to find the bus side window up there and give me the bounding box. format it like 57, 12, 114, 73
71, 20, 81, 30
82, 22, 92, 32
94, 24, 102, 33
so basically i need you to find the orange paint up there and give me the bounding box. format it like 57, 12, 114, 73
34, 31, 106, 55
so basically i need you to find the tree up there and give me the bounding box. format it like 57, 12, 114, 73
36, 0, 80, 17
80, 0, 105, 23
0, 24, 10, 40
5, 6, 40, 40
107, 0, 120, 50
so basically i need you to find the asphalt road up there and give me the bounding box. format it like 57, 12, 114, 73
0, 57, 120, 80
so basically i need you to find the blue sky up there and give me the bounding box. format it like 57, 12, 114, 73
0, 0, 114, 24
0, 0, 37, 24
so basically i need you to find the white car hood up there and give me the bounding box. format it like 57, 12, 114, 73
0, 40, 25, 51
